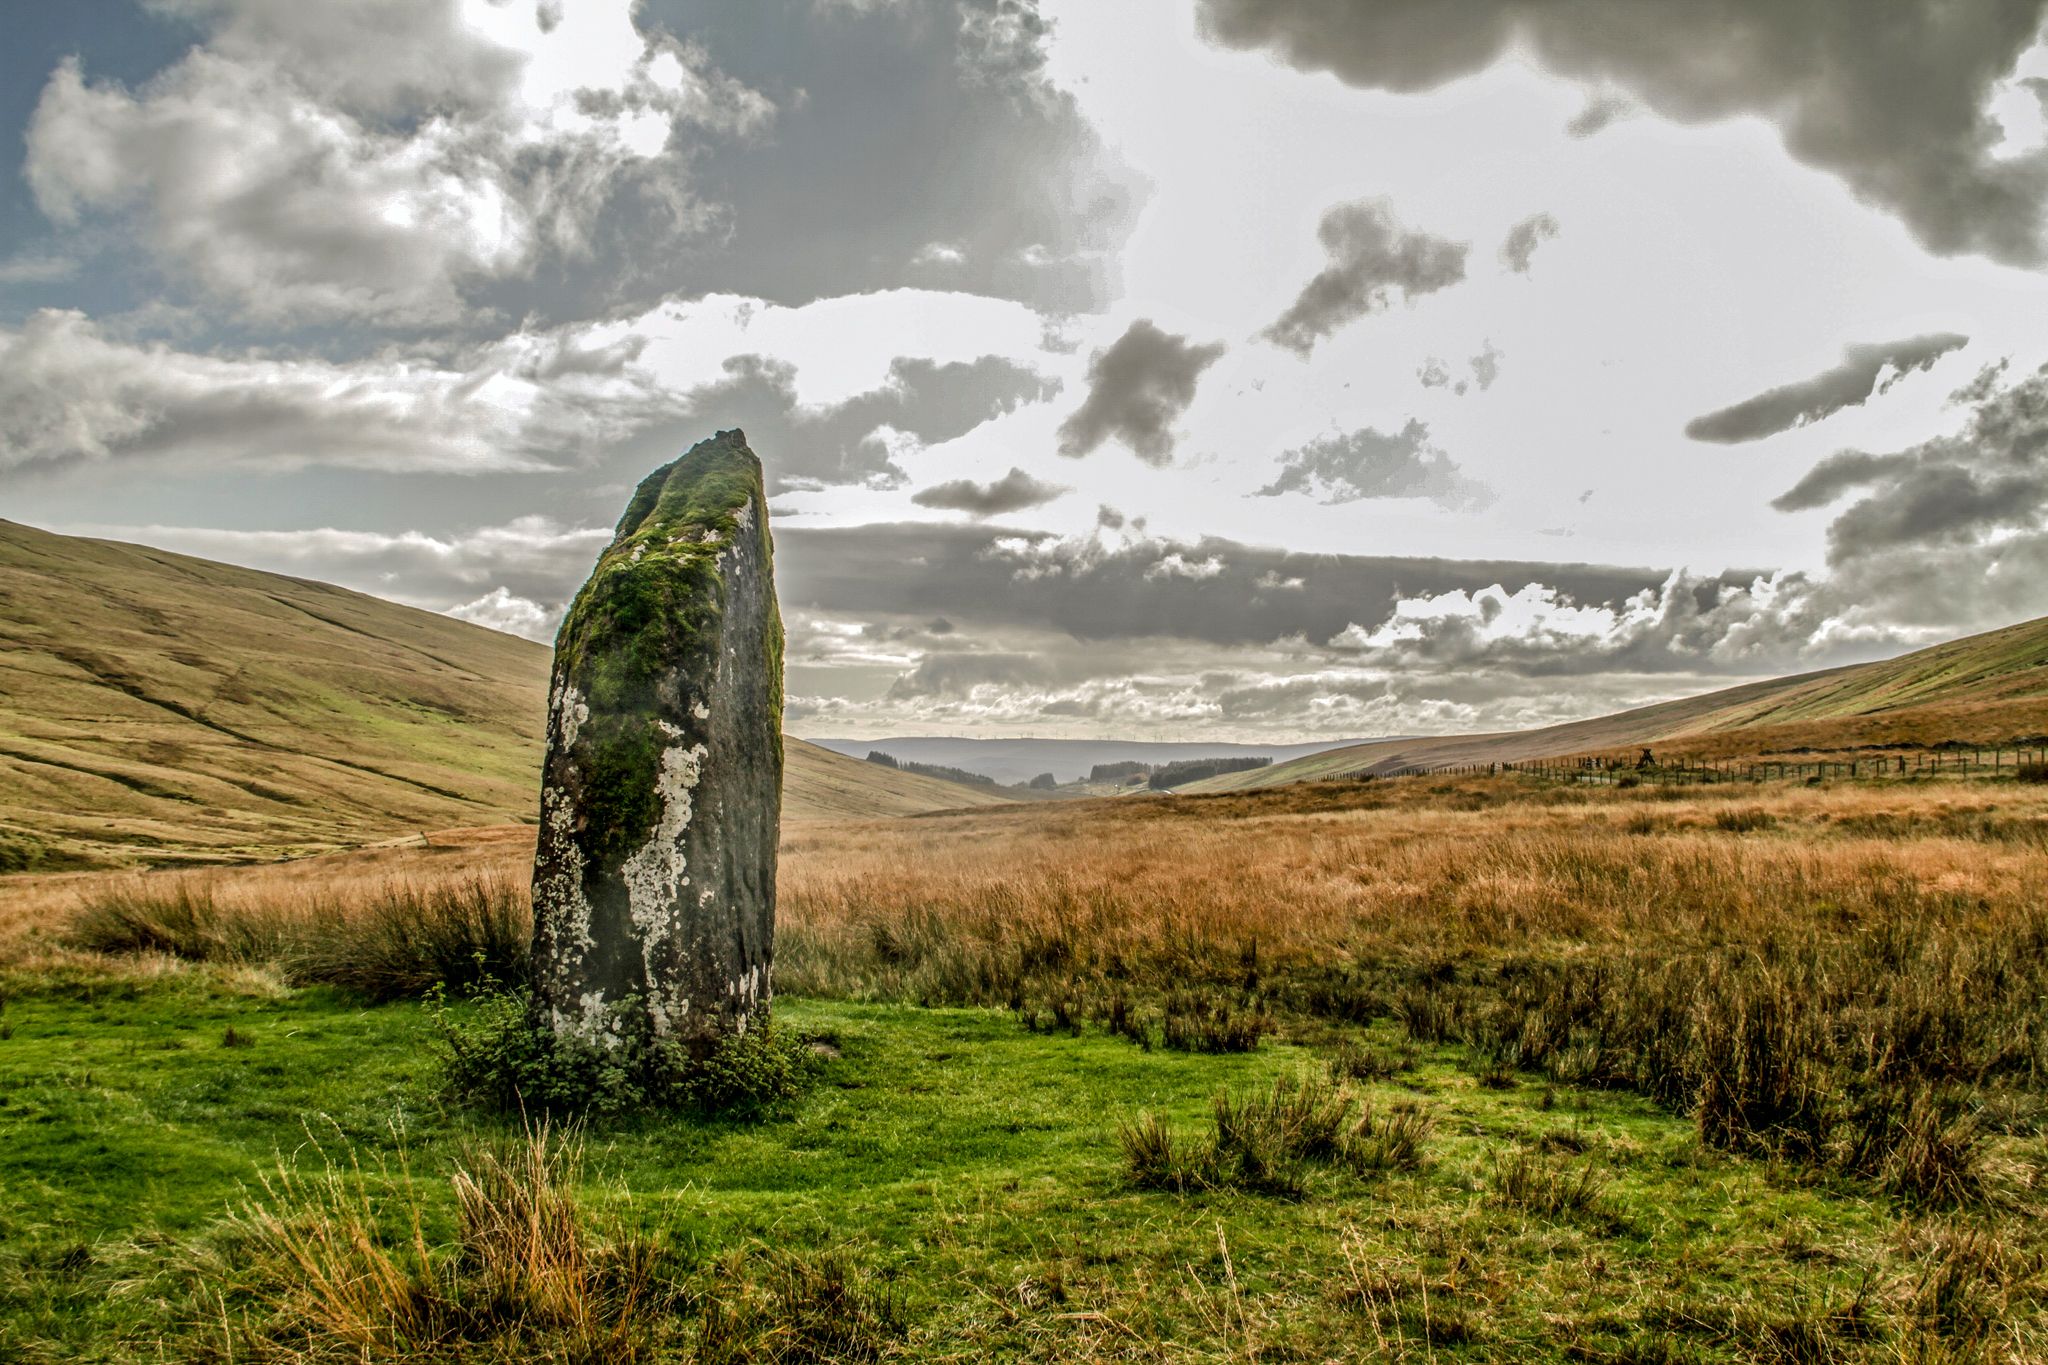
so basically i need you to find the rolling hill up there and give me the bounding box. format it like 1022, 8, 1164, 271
1185, 614, 2048, 793
0, 520, 1010, 871
808, 736, 1375, 786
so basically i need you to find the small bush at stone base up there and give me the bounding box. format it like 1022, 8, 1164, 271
432, 986, 814, 1119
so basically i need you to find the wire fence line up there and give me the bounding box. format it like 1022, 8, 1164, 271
1383, 744, 2048, 786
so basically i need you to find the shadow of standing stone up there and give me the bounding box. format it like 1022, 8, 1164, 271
531, 429, 782, 1057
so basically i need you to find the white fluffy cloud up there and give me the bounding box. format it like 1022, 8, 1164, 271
0, 309, 677, 473
26, 0, 771, 325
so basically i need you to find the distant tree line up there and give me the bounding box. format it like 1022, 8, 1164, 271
864, 751, 998, 788
1090, 760, 1153, 784
1148, 756, 1270, 790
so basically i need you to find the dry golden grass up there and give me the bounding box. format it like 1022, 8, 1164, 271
775, 775, 2048, 999
12, 772, 2047, 989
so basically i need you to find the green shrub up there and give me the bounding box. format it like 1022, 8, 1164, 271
434, 988, 814, 1120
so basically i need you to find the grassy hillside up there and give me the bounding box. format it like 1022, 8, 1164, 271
0, 520, 1007, 869
1190, 613, 2048, 791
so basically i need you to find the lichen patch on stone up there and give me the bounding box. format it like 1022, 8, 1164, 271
619, 721, 710, 1036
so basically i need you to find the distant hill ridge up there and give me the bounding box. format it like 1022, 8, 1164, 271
1184, 615, 2048, 794
0, 520, 1009, 870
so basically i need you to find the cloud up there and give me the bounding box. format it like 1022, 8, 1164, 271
885, 651, 1054, 700
1197, 0, 2048, 267
1685, 332, 1970, 443
1262, 198, 1468, 355
911, 466, 1070, 516
1324, 572, 1845, 676
25, 0, 772, 327
1056, 319, 1225, 464
1254, 421, 1492, 509
1418, 344, 1502, 395
1747, 360, 2048, 641
447, 586, 555, 640
0, 249, 79, 286
776, 521, 1689, 652
0, 309, 672, 474
1499, 212, 1560, 273
675, 351, 1060, 491
1566, 92, 1637, 137
0, 292, 1058, 485
1772, 360, 2048, 560
1469, 341, 1503, 390
662, 0, 1143, 314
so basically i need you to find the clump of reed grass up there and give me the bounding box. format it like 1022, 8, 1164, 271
69, 884, 285, 963
1120, 1072, 1432, 1198
67, 875, 529, 1000
1160, 990, 1271, 1054
1487, 1146, 1612, 1222
200, 1123, 904, 1363
207, 1122, 690, 1362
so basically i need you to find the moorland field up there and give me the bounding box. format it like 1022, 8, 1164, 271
6, 769, 2048, 1361
4, 524, 2048, 1361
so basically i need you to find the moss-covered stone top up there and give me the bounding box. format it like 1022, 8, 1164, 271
546, 429, 777, 868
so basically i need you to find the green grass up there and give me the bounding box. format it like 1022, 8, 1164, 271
0, 973, 1982, 1362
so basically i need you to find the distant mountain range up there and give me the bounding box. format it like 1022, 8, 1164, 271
805, 736, 1384, 786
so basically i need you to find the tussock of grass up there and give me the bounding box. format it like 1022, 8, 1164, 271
1487, 1146, 1613, 1221
1122, 1071, 1434, 1197
199, 1122, 903, 1364
208, 1123, 689, 1361
68, 874, 529, 1000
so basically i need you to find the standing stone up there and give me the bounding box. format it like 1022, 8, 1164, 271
531, 430, 782, 1055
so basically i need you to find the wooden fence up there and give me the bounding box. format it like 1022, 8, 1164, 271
1400, 745, 2048, 786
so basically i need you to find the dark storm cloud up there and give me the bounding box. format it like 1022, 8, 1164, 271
635, 0, 1145, 317
1254, 421, 1491, 509
911, 466, 1070, 516
1771, 360, 2048, 564
1262, 199, 1468, 355
1198, 0, 2048, 267
1748, 359, 2048, 660
670, 352, 1058, 491
775, 521, 1684, 651
1686, 333, 1970, 443
1056, 320, 1225, 464
1499, 212, 1560, 273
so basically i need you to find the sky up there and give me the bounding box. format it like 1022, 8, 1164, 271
6, 0, 2048, 742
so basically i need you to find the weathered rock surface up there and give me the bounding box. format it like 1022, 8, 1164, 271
531, 430, 783, 1053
